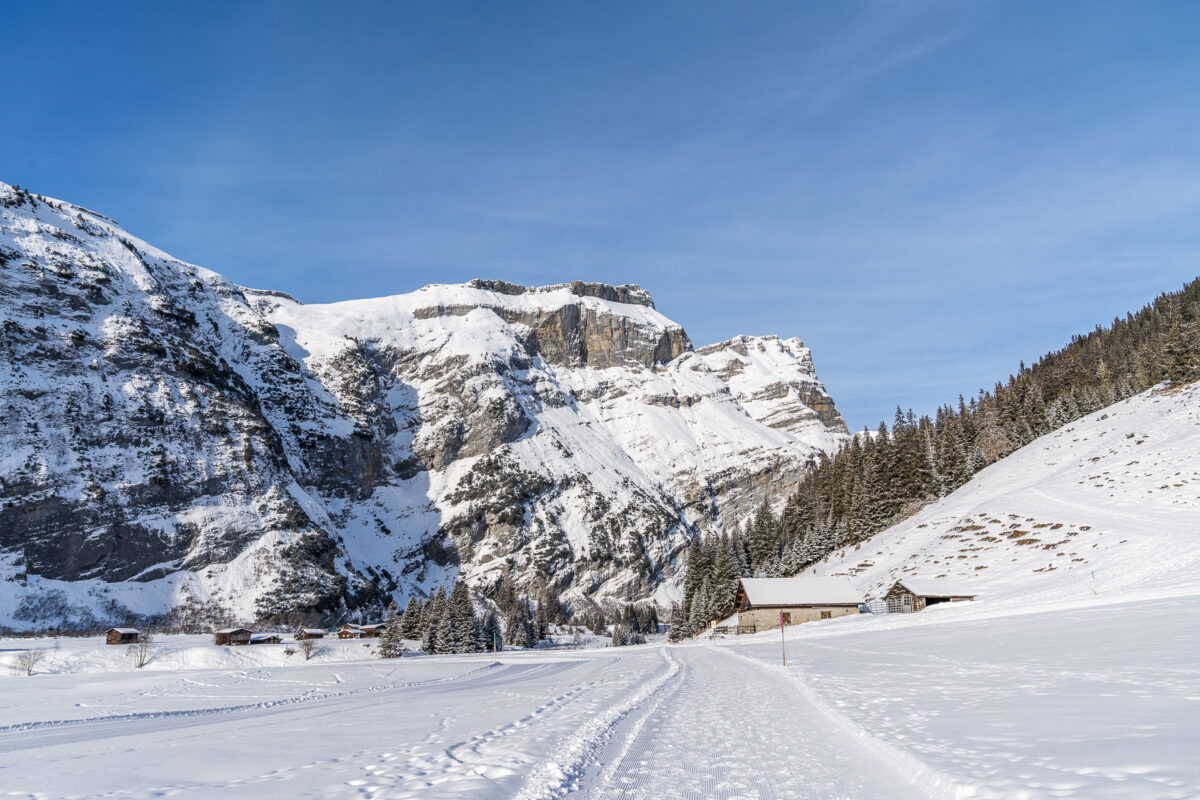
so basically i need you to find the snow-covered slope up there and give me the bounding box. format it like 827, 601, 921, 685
810, 381, 1200, 604
0, 183, 847, 628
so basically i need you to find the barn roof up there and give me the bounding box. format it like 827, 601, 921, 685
739, 577, 863, 606
299, 627, 325, 634
216, 627, 252, 634
108, 627, 139, 634
895, 578, 976, 598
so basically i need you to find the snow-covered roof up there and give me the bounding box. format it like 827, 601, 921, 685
216, 627, 251, 634
895, 578, 976, 598
108, 627, 139, 634
299, 627, 325, 634
739, 577, 863, 606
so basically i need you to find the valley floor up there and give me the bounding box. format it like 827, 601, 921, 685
2, 591, 1197, 799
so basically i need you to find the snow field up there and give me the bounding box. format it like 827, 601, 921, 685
722, 592, 1200, 799
2, 589, 1197, 798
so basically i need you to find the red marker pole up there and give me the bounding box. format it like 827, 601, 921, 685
779, 610, 787, 667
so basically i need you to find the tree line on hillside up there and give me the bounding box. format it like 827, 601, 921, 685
672, 279, 1200, 639
377, 577, 663, 657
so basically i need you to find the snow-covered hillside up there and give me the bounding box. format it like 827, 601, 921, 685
810, 380, 1200, 604
0, 182, 847, 628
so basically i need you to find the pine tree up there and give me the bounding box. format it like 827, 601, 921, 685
435, 605, 456, 654
377, 602, 405, 659
399, 596, 422, 640
533, 602, 549, 642
420, 618, 437, 654
479, 611, 502, 653
447, 581, 476, 653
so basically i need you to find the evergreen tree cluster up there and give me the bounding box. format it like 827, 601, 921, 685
672, 279, 1200, 640
670, 529, 747, 640
395, 581, 501, 655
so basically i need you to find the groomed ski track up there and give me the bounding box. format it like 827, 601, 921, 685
0, 644, 934, 800
563, 645, 930, 800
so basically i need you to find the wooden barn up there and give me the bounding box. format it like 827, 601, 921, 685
883, 578, 976, 613
105, 628, 140, 645
337, 624, 363, 639
214, 628, 253, 646
295, 628, 326, 640
356, 623, 387, 638
733, 577, 863, 634
250, 634, 282, 645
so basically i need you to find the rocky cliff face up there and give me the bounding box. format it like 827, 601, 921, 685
0, 182, 848, 629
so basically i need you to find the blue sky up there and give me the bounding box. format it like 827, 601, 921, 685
5, 1, 1200, 431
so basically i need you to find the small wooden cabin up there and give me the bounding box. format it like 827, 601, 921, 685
883, 578, 976, 613
106, 628, 140, 645
250, 634, 282, 645
337, 624, 363, 639
295, 628, 326, 640
356, 623, 387, 639
733, 577, 863, 634
214, 628, 253, 646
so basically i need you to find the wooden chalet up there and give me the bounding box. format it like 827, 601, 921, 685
294, 628, 326, 640
250, 634, 282, 645
733, 577, 863, 634
356, 623, 387, 638
883, 578, 976, 613
105, 628, 140, 645
214, 628, 253, 646
337, 624, 363, 639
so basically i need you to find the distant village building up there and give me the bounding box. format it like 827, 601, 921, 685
356, 623, 386, 639
250, 634, 282, 645
733, 577, 863, 634
883, 579, 976, 613
214, 628, 253, 646
105, 628, 140, 645
337, 624, 363, 639
295, 628, 326, 640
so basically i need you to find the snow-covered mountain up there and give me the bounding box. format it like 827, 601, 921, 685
0, 182, 847, 629
809, 380, 1200, 604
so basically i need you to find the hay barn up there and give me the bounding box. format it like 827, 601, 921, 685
883, 579, 976, 612
733, 577, 863, 633
105, 628, 140, 645
214, 628, 252, 646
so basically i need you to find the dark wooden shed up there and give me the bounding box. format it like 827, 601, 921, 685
105, 628, 140, 645
214, 628, 253, 646
337, 624, 363, 639
295, 628, 326, 640
250, 634, 282, 645
356, 623, 387, 639
883, 578, 976, 613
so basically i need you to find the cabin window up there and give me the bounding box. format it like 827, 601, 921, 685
820, 611, 832, 620
780, 612, 791, 624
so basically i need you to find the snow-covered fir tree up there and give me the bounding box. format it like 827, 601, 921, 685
377, 602, 404, 659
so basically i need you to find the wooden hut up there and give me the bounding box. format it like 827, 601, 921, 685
337, 624, 363, 639
356, 623, 387, 639
105, 628, 140, 645
732, 577, 863, 634
250, 634, 282, 645
295, 628, 326, 640
883, 578, 976, 613
214, 627, 253, 646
